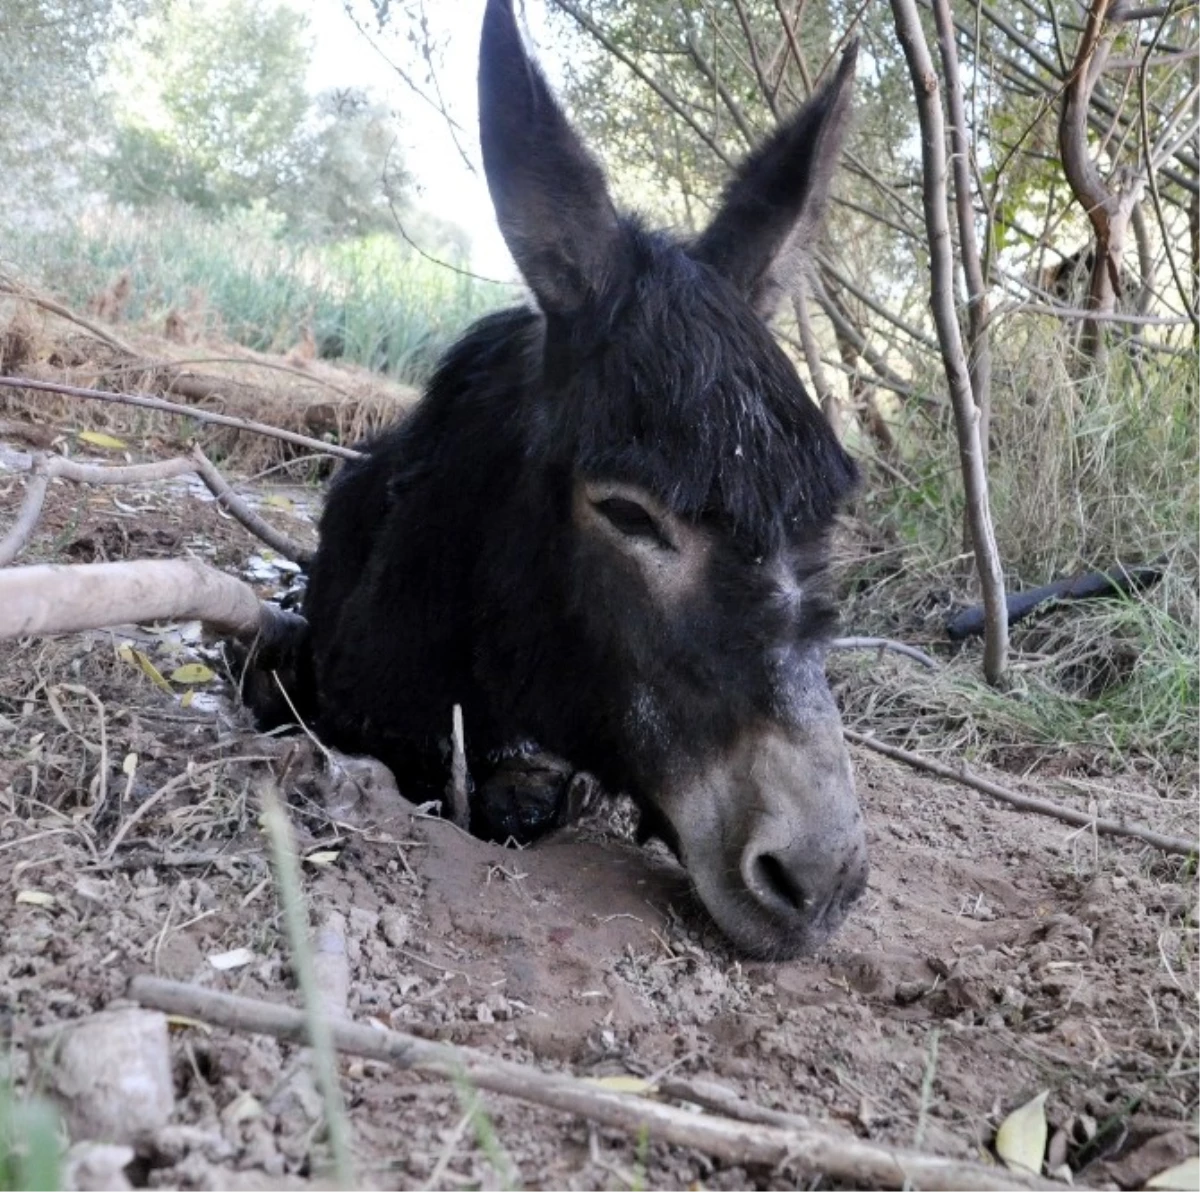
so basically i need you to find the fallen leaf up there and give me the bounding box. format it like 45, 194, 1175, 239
584, 1075, 655, 1096
16, 890, 56, 908
995, 1090, 1049, 1174
78, 430, 127, 450
304, 850, 341, 866
1147, 1158, 1200, 1189
119, 644, 173, 693
122, 752, 138, 775
166, 1015, 212, 1034
208, 947, 256, 971
264, 494, 294, 510
170, 663, 215, 684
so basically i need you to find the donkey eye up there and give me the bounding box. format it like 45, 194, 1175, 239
592, 497, 673, 549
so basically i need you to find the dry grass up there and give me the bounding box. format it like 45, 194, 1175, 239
0, 299, 417, 473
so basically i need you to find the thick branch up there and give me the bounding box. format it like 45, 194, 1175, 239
932, 0, 993, 467
0, 559, 299, 641
127, 976, 1063, 1191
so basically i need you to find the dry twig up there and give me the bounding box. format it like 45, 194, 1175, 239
0, 376, 362, 461
844, 729, 1195, 857
128, 975, 1064, 1191
829, 636, 938, 669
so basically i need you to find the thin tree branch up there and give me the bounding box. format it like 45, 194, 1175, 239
829, 637, 939, 669
890, 0, 1009, 684
844, 730, 1196, 857
0, 377, 363, 460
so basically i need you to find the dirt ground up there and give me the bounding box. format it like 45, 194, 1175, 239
1, 431, 1197, 1191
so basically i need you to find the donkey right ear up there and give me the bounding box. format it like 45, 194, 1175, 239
479, 0, 623, 317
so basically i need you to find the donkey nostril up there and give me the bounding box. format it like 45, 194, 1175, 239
752, 852, 809, 915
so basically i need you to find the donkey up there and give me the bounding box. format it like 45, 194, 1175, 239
255, 0, 867, 960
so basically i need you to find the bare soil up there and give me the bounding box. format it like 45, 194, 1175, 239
1, 411, 1197, 1190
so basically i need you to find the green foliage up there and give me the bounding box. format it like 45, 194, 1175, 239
9, 206, 511, 387
103, 0, 314, 212
841, 337, 1199, 780
0, 0, 132, 216
0, 1073, 61, 1192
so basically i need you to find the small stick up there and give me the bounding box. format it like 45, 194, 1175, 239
447, 703, 470, 830
844, 729, 1196, 857
128, 976, 1063, 1191
0, 376, 362, 460
191, 446, 312, 565
829, 636, 938, 669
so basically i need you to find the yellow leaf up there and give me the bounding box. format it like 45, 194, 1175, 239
166, 1014, 212, 1035
121, 646, 173, 693
264, 494, 294, 510
16, 890, 56, 908
122, 752, 138, 775
170, 663, 215, 685
304, 850, 341, 866
78, 430, 127, 450
995, 1090, 1049, 1174
1147, 1158, 1200, 1190
208, 947, 255, 971
584, 1075, 654, 1096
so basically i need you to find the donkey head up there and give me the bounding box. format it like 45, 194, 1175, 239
474, 0, 866, 959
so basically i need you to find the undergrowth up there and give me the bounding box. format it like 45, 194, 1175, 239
0, 1073, 60, 1192
3, 204, 514, 387
840, 326, 1198, 790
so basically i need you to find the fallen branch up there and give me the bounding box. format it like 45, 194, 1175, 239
844, 729, 1195, 857
0, 559, 303, 644
190, 447, 312, 565
0, 450, 312, 566
830, 636, 938, 669
128, 975, 1062, 1191
946, 556, 1170, 639
0, 376, 362, 461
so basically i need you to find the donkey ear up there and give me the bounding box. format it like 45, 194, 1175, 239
479, 0, 622, 317
692, 42, 858, 320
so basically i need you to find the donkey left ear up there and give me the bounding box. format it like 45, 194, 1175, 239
479, 0, 623, 317
691, 42, 858, 320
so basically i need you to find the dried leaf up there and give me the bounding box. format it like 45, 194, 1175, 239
119, 645, 173, 693
1147, 1158, 1200, 1190
263, 494, 294, 510
122, 752, 138, 775
304, 850, 341, 866
170, 663, 215, 685
16, 889, 56, 908
995, 1090, 1049, 1174
166, 1014, 212, 1034
208, 947, 255, 971
584, 1075, 654, 1096
78, 430, 127, 450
